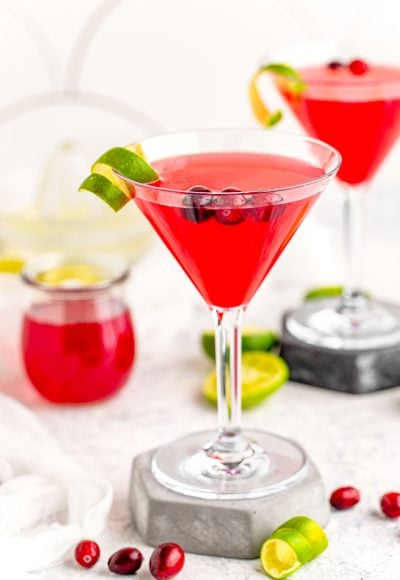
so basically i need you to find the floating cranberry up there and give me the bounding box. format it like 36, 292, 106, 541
349, 59, 369, 75
149, 543, 185, 579
181, 185, 213, 224
252, 192, 285, 222
108, 547, 143, 575
215, 187, 248, 225
381, 492, 400, 518
327, 61, 343, 70
75, 540, 100, 569
330, 486, 361, 510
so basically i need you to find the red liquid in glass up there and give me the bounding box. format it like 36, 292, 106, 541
278, 64, 400, 185
22, 300, 135, 403
135, 152, 323, 308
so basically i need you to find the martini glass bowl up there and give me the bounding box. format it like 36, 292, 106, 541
119, 129, 340, 499
265, 43, 400, 349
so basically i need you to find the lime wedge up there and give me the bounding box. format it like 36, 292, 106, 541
79, 145, 159, 212
202, 351, 288, 409
0, 257, 25, 274
249, 63, 305, 127
260, 516, 328, 579
201, 327, 279, 360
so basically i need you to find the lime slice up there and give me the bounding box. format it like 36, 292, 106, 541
79, 145, 159, 212
0, 257, 25, 274
249, 63, 305, 127
260, 516, 328, 579
36, 264, 106, 287
202, 351, 289, 409
279, 516, 328, 557
201, 327, 279, 360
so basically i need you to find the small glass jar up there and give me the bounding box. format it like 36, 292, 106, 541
21, 252, 135, 404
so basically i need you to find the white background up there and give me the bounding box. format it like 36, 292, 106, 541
1, 3, 400, 579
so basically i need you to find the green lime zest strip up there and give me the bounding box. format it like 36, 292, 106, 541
79, 145, 160, 212
260, 63, 307, 94
304, 285, 371, 302
279, 516, 329, 558
79, 173, 131, 212
92, 147, 159, 183
270, 528, 314, 564
266, 111, 283, 128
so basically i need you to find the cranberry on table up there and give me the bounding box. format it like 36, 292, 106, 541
108, 547, 144, 575
381, 492, 400, 518
181, 185, 213, 224
349, 59, 369, 75
149, 543, 185, 579
330, 486, 361, 509
75, 540, 100, 568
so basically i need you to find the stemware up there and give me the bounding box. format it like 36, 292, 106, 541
119, 128, 341, 498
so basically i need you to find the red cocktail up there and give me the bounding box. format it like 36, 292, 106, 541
21, 254, 135, 403
279, 64, 400, 185
136, 152, 322, 308
254, 45, 400, 349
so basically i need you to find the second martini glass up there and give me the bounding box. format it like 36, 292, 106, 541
262, 43, 400, 349
119, 129, 340, 499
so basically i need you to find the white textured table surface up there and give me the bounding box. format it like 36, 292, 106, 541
3, 238, 400, 580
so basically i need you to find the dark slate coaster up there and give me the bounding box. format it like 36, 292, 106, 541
280, 312, 400, 393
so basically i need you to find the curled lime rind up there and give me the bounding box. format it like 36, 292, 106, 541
79, 173, 130, 212
79, 146, 159, 212
92, 147, 159, 183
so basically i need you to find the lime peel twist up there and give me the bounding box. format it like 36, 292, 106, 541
79, 145, 159, 212
260, 516, 328, 579
249, 63, 306, 128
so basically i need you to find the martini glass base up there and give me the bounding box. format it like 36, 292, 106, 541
286, 298, 400, 350
130, 435, 328, 559
151, 429, 308, 500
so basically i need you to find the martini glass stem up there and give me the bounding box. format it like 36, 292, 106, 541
206, 307, 253, 471
341, 185, 368, 312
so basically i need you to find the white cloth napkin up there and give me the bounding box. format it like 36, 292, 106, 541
0, 394, 113, 577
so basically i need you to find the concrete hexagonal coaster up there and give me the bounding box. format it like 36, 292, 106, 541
129, 449, 329, 559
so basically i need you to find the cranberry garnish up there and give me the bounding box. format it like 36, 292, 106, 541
252, 192, 285, 222
381, 492, 400, 518
215, 187, 248, 226
75, 540, 100, 569
181, 185, 213, 224
149, 543, 185, 579
108, 547, 143, 575
330, 486, 361, 510
327, 61, 343, 70
349, 59, 369, 76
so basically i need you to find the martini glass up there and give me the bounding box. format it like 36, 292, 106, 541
266, 43, 400, 349
119, 129, 340, 499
